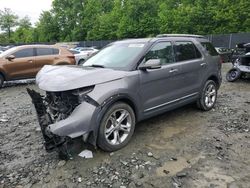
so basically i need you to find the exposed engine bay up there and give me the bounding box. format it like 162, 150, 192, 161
45, 91, 80, 123
27, 86, 96, 159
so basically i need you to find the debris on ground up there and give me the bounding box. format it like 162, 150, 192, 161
78, 149, 93, 159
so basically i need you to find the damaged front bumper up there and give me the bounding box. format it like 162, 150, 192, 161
27, 88, 100, 159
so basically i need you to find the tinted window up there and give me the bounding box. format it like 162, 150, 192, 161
13, 48, 34, 58
175, 41, 201, 61
53, 48, 59, 54
36, 48, 54, 56
145, 42, 174, 65
201, 42, 218, 56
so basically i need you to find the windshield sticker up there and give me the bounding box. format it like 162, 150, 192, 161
128, 44, 145, 48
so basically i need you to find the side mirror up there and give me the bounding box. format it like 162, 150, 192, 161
139, 59, 161, 70
6, 55, 15, 61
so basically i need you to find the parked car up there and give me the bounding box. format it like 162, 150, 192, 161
0, 45, 76, 88
28, 34, 221, 159
215, 47, 233, 63
226, 43, 250, 82
231, 43, 250, 63
69, 49, 90, 65
75, 47, 98, 54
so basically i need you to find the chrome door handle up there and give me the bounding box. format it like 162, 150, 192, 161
200, 63, 206, 67
169, 69, 178, 73
28, 60, 33, 63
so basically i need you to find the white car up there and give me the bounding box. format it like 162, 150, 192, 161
69, 49, 93, 65
75, 47, 99, 54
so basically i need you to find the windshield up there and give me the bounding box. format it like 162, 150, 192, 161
0, 47, 18, 58
83, 43, 145, 69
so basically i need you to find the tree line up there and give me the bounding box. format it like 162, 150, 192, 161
0, 0, 249, 44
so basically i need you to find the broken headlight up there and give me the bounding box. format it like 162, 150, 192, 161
72, 86, 95, 102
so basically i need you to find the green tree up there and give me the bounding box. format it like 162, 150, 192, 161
0, 8, 18, 42
11, 16, 34, 43
35, 11, 59, 42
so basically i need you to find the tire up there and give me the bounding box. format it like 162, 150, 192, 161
78, 59, 85, 65
226, 68, 241, 82
97, 102, 135, 152
0, 74, 4, 88
197, 80, 217, 111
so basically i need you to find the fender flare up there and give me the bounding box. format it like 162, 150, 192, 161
87, 93, 139, 147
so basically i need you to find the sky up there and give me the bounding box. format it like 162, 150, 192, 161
0, 0, 52, 25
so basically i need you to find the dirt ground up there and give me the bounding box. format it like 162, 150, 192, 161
0, 63, 249, 188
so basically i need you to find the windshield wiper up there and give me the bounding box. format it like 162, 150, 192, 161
88, 64, 105, 68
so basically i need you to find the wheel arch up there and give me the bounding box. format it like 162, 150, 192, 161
54, 62, 70, 65
87, 94, 139, 148
207, 75, 220, 89
100, 94, 139, 122
0, 71, 6, 80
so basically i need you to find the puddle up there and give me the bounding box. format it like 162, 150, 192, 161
156, 154, 206, 177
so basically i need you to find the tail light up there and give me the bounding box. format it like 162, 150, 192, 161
219, 56, 224, 64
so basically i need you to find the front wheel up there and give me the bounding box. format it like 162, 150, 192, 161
97, 102, 135, 152
197, 80, 217, 111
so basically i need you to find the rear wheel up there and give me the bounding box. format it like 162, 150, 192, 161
97, 102, 135, 152
226, 68, 241, 82
197, 80, 217, 111
0, 74, 4, 88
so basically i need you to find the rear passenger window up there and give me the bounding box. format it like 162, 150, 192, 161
53, 48, 59, 55
174, 41, 202, 61
145, 42, 174, 65
13, 48, 34, 58
201, 42, 218, 56
36, 48, 54, 56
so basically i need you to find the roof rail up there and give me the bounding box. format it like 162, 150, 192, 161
156, 34, 206, 38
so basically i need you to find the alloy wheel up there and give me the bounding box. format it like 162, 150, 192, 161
205, 84, 216, 108
104, 109, 132, 145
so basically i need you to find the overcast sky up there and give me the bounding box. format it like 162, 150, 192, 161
0, 0, 52, 25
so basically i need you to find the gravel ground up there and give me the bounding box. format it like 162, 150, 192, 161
0, 63, 249, 188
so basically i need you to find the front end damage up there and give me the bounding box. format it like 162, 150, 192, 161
27, 86, 99, 159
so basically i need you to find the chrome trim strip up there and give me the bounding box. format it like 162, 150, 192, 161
144, 92, 198, 112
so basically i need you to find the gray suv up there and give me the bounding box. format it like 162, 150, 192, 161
28, 34, 222, 159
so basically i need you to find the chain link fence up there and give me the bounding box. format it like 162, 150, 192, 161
206, 33, 250, 48
2, 33, 250, 49
75, 33, 250, 49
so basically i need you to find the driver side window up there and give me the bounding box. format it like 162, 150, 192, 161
145, 42, 174, 65
12, 48, 34, 58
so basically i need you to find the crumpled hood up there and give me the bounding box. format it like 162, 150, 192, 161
36, 65, 126, 92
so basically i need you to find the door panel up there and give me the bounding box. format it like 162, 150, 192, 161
174, 41, 206, 96
139, 63, 183, 111
3, 48, 35, 79
34, 47, 58, 73
4, 58, 35, 78
138, 41, 185, 112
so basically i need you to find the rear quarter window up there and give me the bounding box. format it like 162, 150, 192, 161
201, 42, 218, 56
